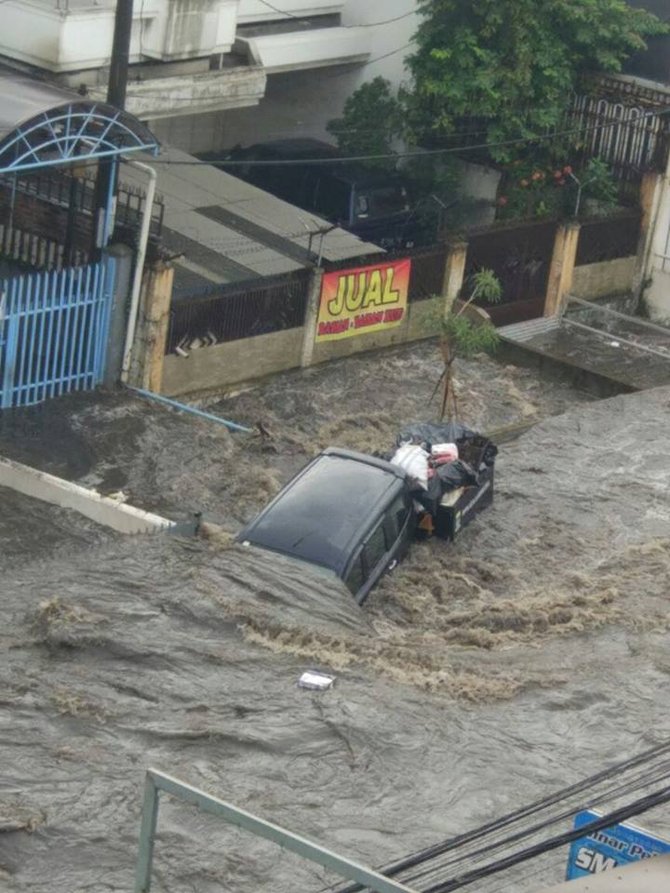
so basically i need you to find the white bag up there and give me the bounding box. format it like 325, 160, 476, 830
390, 444, 429, 490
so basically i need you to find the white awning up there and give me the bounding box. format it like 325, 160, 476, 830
237, 26, 370, 74
87, 66, 267, 122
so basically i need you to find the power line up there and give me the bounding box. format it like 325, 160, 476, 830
254, 0, 416, 28
148, 103, 670, 168
354, 10, 417, 28
322, 41, 415, 78
122, 38, 416, 102
325, 739, 670, 893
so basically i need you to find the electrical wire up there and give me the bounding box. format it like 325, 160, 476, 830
324, 739, 670, 893
400, 760, 670, 890
398, 756, 670, 885
148, 103, 670, 167
123, 38, 417, 100
253, 0, 416, 28
424, 786, 670, 893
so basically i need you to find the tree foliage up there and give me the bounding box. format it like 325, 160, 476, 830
430, 269, 503, 419
326, 77, 402, 165
406, 0, 667, 159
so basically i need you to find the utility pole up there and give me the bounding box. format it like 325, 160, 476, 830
92, 0, 134, 257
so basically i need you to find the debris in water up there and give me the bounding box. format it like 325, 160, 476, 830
297, 670, 336, 690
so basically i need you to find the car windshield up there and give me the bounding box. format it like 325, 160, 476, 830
243, 455, 398, 573
355, 185, 410, 219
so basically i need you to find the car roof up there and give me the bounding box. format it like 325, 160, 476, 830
237, 448, 407, 575
235, 138, 340, 159
226, 141, 411, 189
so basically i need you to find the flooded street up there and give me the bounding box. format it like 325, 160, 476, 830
1, 344, 670, 892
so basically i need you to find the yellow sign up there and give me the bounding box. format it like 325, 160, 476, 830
316, 259, 411, 341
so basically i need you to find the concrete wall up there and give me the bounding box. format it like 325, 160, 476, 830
162, 326, 304, 395
161, 299, 440, 395
311, 297, 439, 364
571, 256, 637, 300
0, 456, 175, 535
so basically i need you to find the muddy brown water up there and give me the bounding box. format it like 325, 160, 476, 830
1, 345, 670, 892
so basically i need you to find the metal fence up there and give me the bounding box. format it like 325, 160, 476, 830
465, 219, 557, 325
566, 95, 669, 184
0, 168, 164, 271
0, 259, 115, 409
166, 269, 311, 354
135, 769, 417, 893
575, 209, 642, 266
407, 244, 447, 301
321, 243, 446, 302
0, 223, 75, 271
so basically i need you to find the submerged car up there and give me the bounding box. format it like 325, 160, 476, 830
236, 448, 415, 604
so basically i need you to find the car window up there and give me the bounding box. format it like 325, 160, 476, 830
386, 494, 410, 541
345, 552, 364, 596
315, 175, 351, 222
362, 523, 387, 575
357, 185, 410, 219
300, 170, 322, 210
354, 194, 369, 218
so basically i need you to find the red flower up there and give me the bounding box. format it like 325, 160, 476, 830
557, 178, 565, 186
563, 165, 573, 175
554, 170, 563, 179
531, 171, 542, 181
497, 195, 508, 206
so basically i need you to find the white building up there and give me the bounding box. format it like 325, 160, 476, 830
0, 0, 419, 154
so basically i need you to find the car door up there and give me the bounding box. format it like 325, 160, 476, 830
346, 521, 389, 604
384, 492, 415, 567
346, 492, 414, 604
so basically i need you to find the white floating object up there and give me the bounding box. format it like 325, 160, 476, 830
609, 340, 621, 348
298, 671, 335, 691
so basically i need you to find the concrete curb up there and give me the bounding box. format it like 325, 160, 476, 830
0, 456, 176, 535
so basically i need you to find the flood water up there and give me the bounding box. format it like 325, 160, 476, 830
1, 346, 670, 893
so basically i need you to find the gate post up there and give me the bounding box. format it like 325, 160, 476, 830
635, 169, 664, 299
1, 295, 19, 410
128, 259, 174, 392
300, 267, 324, 368
103, 244, 133, 387
544, 221, 581, 317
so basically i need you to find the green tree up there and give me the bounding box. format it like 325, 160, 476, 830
431, 269, 503, 419
326, 77, 402, 165
406, 0, 666, 160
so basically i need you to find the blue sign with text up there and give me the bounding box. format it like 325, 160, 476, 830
566, 810, 670, 880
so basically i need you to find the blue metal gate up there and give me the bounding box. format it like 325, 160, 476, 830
0, 259, 115, 409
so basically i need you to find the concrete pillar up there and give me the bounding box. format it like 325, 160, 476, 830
103, 243, 133, 387
300, 267, 324, 368
544, 221, 581, 318
634, 169, 663, 299
129, 260, 174, 392
441, 241, 468, 315
642, 152, 670, 321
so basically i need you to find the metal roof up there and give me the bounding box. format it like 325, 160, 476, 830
119, 144, 384, 290
0, 73, 159, 175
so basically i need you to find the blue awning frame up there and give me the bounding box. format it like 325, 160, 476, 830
0, 99, 159, 176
